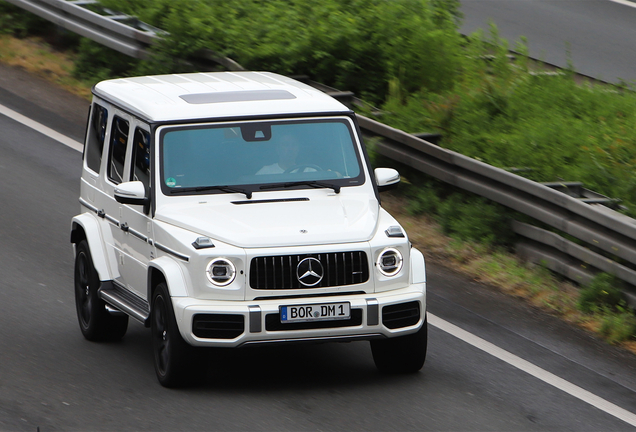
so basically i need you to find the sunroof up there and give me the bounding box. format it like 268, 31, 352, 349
180, 89, 296, 104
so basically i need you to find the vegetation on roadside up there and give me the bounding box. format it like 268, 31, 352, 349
378, 27, 636, 219
0, 0, 634, 348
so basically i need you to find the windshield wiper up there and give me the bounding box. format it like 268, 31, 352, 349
169, 185, 252, 199
260, 181, 340, 194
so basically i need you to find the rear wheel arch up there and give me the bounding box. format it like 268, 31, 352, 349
70, 215, 112, 281
70, 222, 87, 244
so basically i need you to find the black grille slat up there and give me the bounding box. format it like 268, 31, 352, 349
250, 251, 369, 290
382, 302, 420, 329
192, 314, 245, 339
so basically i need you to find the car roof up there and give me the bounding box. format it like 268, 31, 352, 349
92, 71, 350, 123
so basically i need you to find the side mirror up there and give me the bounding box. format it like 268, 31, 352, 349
375, 168, 400, 192
114, 181, 149, 207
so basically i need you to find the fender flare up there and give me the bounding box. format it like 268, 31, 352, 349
148, 256, 189, 298
70, 214, 113, 281
410, 247, 426, 285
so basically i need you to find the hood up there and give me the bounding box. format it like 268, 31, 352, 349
155, 193, 379, 248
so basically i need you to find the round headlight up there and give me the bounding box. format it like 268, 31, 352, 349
377, 248, 403, 277
206, 258, 236, 286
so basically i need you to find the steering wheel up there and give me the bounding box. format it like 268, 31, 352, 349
283, 164, 323, 174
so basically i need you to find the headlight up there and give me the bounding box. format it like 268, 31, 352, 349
206, 258, 236, 286
377, 247, 403, 277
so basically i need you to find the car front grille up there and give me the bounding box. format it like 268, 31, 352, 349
250, 251, 369, 290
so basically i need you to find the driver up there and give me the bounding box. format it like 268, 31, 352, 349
257, 135, 314, 174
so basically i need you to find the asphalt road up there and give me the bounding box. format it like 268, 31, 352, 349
1, 64, 636, 431
460, 0, 636, 84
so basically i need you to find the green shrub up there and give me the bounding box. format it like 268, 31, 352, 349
376, 26, 636, 217
598, 305, 636, 344
437, 193, 514, 247
406, 184, 442, 216
577, 273, 625, 313
73, 39, 140, 83
98, 0, 464, 103
0, 2, 53, 38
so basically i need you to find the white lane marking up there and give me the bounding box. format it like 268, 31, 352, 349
429, 313, 636, 428
0, 103, 83, 152
608, 0, 636, 8
4, 98, 635, 427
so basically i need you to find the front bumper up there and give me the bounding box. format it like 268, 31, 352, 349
172, 283, 426, 347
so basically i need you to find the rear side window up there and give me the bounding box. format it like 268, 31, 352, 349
130, 127, 150, 191
107, 116, 129, 184
85, 104, 108, 173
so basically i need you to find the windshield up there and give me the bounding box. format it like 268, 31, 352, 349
159, 118, 365, 196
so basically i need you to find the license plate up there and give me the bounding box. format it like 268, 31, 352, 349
280, 302, 351, 323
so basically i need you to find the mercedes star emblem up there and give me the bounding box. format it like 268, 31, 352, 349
296, 257, 324, 287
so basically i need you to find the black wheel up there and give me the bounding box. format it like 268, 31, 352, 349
371, 317, 427, 373
152, 282, 195, 387
283, 163, 323, 173
74, 240, 128, 341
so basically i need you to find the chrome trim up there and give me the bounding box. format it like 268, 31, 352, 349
296, 257, 324, 287
79, 198, 119, 226
248, 305, 262, 333
377, 247, 403, 276
104, 214, 119, 226
240, 333, 384, 347
79, 197, 99, 213
127, 226, 148, 243
155, 242, 190, 262
366, 298, 379, 326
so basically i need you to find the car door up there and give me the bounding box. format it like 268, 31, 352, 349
118, 122, 153, 300
102, 111, 131, 291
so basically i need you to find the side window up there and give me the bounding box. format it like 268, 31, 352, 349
107, 116, 129, 185
130, 127, 150, 191
85, 104, 108, 173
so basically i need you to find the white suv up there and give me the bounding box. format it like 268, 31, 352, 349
70, 72, 427, 387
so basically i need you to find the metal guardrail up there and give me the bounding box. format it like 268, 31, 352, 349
3, 0, 248, 71
7, 0, 636, 305
358, 117, 636, 306
4, 0, 161, 58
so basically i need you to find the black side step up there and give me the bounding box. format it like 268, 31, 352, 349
99, 282, 150, 326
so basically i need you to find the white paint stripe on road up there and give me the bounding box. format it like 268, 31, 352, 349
608, 0, 636, 9
0, 103, 83, 152
429, 313, 636, 428
4, 98, 636, 428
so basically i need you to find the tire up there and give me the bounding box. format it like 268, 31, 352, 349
371, 317, 427, 374
151, 282, 196, 387
74, 240, 128, 341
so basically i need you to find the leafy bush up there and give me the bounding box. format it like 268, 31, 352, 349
437, 193, 514, 247
73, 39, 140, 82
96, 0, 464, 103
378, 28, 636, 216
598, 305, 636, 344
0, 2, 55, 38
577, 273, 625, 313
